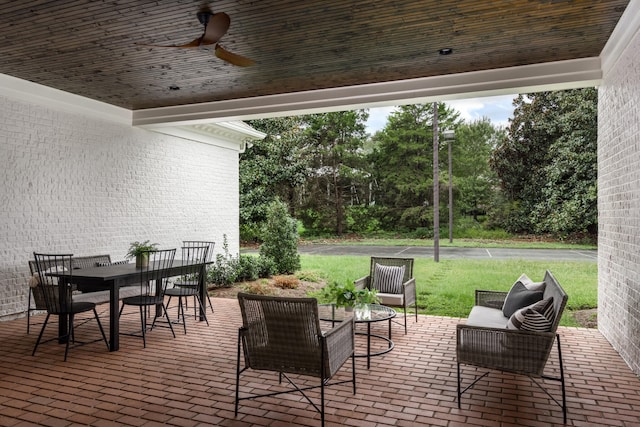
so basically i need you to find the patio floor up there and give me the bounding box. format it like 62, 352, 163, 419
1, 297, 639, 426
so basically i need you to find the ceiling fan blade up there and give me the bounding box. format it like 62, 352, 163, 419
202, 12, 231, 44
215, 44, 255, 67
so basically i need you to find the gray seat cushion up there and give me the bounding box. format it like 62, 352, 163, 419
465, 305, 509, 329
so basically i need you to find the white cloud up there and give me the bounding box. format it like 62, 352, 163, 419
364, 95, 518, 133
445, 94, 517, 128
365, 106, 397, 135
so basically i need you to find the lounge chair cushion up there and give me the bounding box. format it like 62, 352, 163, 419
465, 305, 510, 329
515, 273, 546, 292
373, 263, 405, 294
376, 292, 404, 306
502, 280, 544, 317
506, 297, 555, 332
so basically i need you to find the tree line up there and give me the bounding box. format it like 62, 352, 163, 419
240, 88, 597, 243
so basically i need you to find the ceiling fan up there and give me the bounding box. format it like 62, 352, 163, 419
143, 8, 255, 67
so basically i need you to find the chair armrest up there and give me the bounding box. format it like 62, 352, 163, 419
354, 275, 369, 290
402, 277, 417, 305
475, 290, 508, 308
323, 317, 355, 377
456, 323, 556, 376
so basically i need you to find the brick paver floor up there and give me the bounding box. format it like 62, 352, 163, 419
1, 297, 639, 426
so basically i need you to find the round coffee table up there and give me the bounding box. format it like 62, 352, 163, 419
318, 303, 396, 369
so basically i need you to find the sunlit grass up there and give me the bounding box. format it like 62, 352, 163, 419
299, 255, 597, 327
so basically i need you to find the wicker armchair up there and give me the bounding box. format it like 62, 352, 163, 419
456, 270, 568, 423
355, 257, 417, 334
235, 293, 356, 427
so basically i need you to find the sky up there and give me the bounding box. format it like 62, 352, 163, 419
365, 94, 518, 135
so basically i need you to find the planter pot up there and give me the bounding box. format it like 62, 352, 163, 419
135, 253, 149, 268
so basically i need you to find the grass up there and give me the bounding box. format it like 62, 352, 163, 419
299, 254, 597, 327
300, 237, 597, 250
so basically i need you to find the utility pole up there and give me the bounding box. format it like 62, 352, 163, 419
443, 129, 455, 243
433, 102, 439, 263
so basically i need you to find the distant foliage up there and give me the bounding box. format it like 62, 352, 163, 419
259, 199, 301, 274
489, 88, 597, 239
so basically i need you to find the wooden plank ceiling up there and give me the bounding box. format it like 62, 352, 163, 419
0, 0, 629, 111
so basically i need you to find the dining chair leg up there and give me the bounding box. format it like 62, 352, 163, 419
156, 303, 176, 338
93, 307, 109, 350
64, 314, 74, 362
196, 295, 209, 326
140, 306, 147, 348
32, 313, 51, 356
178, 297, 187, 334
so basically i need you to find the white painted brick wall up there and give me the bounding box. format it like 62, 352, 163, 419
0, 95, 240, 319
598, 27, 640, 375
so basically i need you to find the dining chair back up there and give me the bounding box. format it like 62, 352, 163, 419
119, 248, 177, 347
32, 253, 109, 361
165, 245, 210, 333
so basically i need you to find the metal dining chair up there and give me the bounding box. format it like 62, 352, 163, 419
165, 245, 209, 333
31, 253, 109, 361
118, 249, 176, 348
173, 240, 215, 315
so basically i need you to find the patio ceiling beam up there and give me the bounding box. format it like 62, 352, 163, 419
132, 57, 601, 127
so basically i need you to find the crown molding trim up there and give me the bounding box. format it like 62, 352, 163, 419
131, 57, 602, 127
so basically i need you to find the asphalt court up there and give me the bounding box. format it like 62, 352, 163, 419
289, 244, 598, 262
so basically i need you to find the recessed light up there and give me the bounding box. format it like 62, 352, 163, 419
439, 48, 453, 55
169, 85, 180, 91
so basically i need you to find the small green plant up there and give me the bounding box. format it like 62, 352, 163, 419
318, 280, 378, 308
208, 235, 239, 287
125, 240, 158, 259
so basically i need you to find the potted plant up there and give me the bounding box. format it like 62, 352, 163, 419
320, 280, 379, 311
126, 240, 158, 268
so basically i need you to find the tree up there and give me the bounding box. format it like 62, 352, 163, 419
451, 118, 503, 220
240, 117, 307, 241
489, 88, 597, 238
299, 110, 370, 235
369, 103, 460, 231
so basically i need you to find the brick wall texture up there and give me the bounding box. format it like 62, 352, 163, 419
0, 95, 241, 319
598, 28, 640, 375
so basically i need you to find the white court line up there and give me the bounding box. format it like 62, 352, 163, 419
485, 249, 492, 258
396, 247, 412, 255
572, 250, 598, 260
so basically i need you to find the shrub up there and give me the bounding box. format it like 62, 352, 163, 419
255, 255, 277, 278
259, 199, 301, 274
236, 255, 260, 282
208, 235, 239, 287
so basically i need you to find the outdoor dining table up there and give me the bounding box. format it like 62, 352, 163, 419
49, 260, 209, 351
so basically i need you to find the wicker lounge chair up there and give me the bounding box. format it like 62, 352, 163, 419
456, 270, 568, 422
235, 293, 356, 426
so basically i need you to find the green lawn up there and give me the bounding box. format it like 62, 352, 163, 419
299, 255, 597, 327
